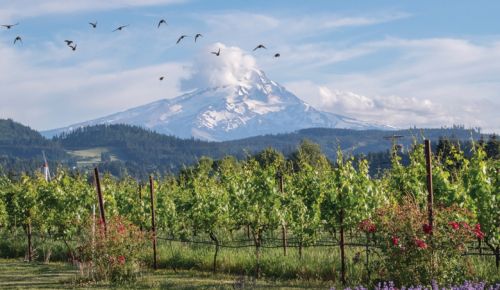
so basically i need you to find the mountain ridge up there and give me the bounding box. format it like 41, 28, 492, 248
0, 118, 488, 178
42, 69, 391, 140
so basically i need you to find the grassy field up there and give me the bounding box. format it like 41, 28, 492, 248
2, 232, 499, 289
67, 147, 119, 166
0, 259, 332, 289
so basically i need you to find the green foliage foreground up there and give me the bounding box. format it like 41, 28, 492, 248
0, 140, 498, 286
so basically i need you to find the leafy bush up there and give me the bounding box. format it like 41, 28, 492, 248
374, 198, 482, 285
76, 215, 148, 284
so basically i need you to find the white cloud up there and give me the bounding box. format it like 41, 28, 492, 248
181, 43, 259, 89
197, 11, 410, 54
310, 12, 411, 29
0, 0, 187, 21
285, 37, 500, 132
286, 81, 453, 129
202, 11, 409, 37
1, 4, 498, 134
0, 40, 188, 131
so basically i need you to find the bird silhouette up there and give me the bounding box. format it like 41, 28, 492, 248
176, 35, 188, 44
159, 76, 165, 81
64, 40, 73, 46
274, 53, 280, 58
158, 19, 167, 28
13, 36, 22, 45
194, 33, 203, 42
68, 44, 77, 51
113, 25, 129, 32
253, 44, 266, 51
89, 21, 97, 28
211, 48, 221, 56
2, 23, 19, 29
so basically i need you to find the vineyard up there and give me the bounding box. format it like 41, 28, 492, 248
0, 139, 498, 287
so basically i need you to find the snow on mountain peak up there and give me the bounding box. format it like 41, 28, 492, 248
42, 43, 391, 140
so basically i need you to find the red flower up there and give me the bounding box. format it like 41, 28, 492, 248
422, 223, 433, 235
473, 224, 485, 240
449, 221, 460, 230
460, 221, 471, 230
359, 219, 376, 233
391, 236, 399, 246
117, 255, 126, 265
415, 238, 428, 249
117, 223, 126, 235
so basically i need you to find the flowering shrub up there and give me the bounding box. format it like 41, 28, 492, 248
359, 219, 377, 233
374, 198, 480, 285
76, 215, 148, 283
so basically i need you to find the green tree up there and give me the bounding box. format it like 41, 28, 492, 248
288, 141, 330, 257
463, 146, 500, 268
0, 175, 9, 228
485, 134, 500, 159
239, 157, 281, 277
185, 157, 231, 272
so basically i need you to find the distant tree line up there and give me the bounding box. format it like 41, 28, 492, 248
1, 118, 497, 179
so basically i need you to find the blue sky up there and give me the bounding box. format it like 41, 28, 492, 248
0, 0, 499, 132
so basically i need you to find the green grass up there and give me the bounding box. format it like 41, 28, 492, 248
152, 241, 375, 285
2, 229, 498, 288
0, 259, 332, 289
0, 259, 77, 289
67, 147, 119, 166
150, 240, 500, 286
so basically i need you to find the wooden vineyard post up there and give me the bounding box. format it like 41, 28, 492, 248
94, 168, 106, 234
91, 204, 96, 262
424, 139, 435, 277
27, 212, 33, 262
424, 140, 434, 234
339, 205, 346, 286
337, 188, 346, 285
279, 173, 288, 256
149, 175, 158, 270
138, 182, 143, 232
365, 232, 370, 284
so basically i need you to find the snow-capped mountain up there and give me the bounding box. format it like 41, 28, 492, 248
43, 69, 390, 141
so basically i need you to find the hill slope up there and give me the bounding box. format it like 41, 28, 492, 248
1, 119, 486, 178
0, 119, 67, 160
54, 124, 483, 175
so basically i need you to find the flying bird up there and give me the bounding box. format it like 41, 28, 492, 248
194, 33, 203, 42
89, 21, 97, 28
159, 76, 165, 81
176, 35, 188, 44
113, 25, 129, 32
253, 44, 266, 51
158, 19, 167, 28
211, 48, 220, 56
2, 23, 19, 29
274, 53, 280, 58
68, 44, 77, 51
13, 36, 22, 45
64, 40, 73, 46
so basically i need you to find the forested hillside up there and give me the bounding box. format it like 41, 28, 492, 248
1, 118, 497, 178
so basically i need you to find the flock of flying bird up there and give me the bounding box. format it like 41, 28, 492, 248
2, 19, 280, 81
